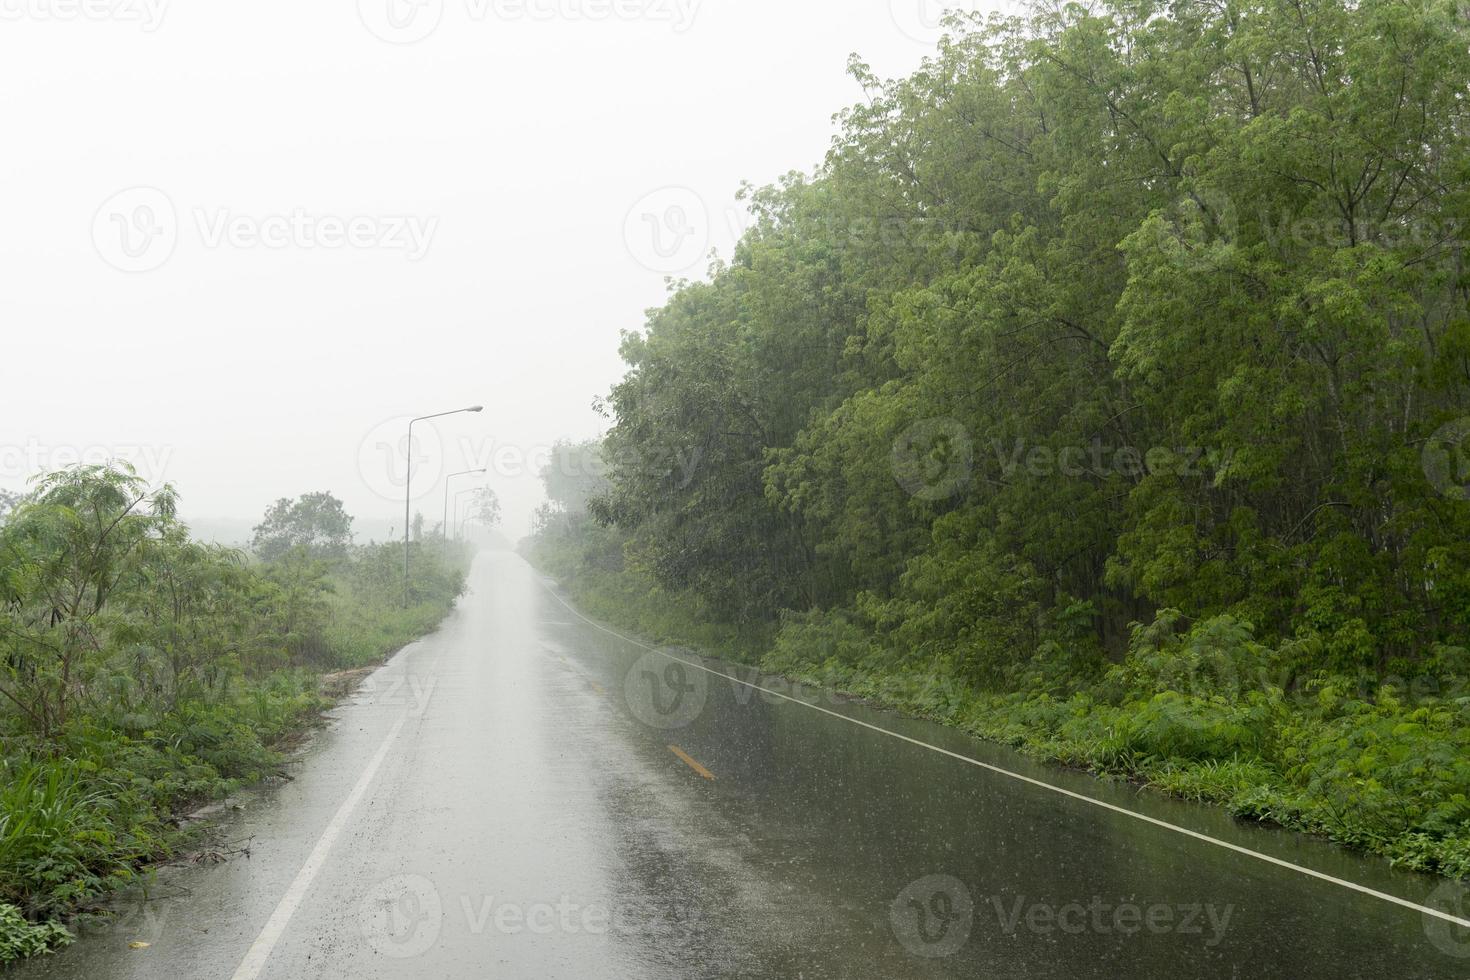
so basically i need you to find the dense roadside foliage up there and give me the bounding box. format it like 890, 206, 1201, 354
0, 464, 468, 961
528, 1, 1470, 878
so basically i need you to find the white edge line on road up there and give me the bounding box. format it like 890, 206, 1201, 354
540, 583, 1470, 931
230, 713, 408, 980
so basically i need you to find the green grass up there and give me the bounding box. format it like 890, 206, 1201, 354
322, 593, 457, 670
544, 554, 770, 664
0, 759, 128, 914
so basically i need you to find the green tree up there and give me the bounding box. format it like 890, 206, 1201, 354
259, 548, 332, 664
0, 464, 177, 739
251, 492, 354, 563
582, 0, 1470, 672
462, 487, 501, 534
117, 529, 261, 708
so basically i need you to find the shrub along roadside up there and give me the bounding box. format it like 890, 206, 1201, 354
769, 650, 1470, 881
528, 542, 1470, 882
0, 464, 471, 962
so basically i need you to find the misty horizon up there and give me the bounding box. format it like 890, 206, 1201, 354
0, 0, 986, 540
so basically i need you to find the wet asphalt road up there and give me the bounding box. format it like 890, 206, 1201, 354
14, 550, 1470, 978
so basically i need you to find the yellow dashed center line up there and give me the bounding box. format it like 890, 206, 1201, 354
668, 745, 715, 780
556, 655, 606, 696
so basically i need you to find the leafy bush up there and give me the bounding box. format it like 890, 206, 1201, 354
0, 758, 130, 913
765, 609, 881, 675
0, 464, 473, 959
0, 902, 71, 963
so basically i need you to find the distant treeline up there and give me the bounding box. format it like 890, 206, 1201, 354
528, 2, 1470, 879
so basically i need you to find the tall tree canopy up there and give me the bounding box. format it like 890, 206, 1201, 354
251, 492, 354, 562
591, 0, 1470, 680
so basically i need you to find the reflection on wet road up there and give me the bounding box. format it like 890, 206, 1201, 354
15, 551, 1470, 978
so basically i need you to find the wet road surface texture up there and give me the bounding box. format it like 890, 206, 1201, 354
15, 551, 1470, 978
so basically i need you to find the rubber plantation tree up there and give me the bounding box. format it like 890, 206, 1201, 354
250, 492, 354, 563
0, 463, 178, 742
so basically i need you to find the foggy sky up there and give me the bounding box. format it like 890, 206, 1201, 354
0, 0, 1002, 541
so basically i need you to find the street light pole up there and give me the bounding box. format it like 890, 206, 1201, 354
453, 487, 478, 540
442, 468, 487, 541
404, 405, 483, 607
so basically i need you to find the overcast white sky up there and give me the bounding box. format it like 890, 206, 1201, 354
0, 0, 1000, 541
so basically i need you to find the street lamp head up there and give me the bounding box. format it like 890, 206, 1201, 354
467, 405, 484, 413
